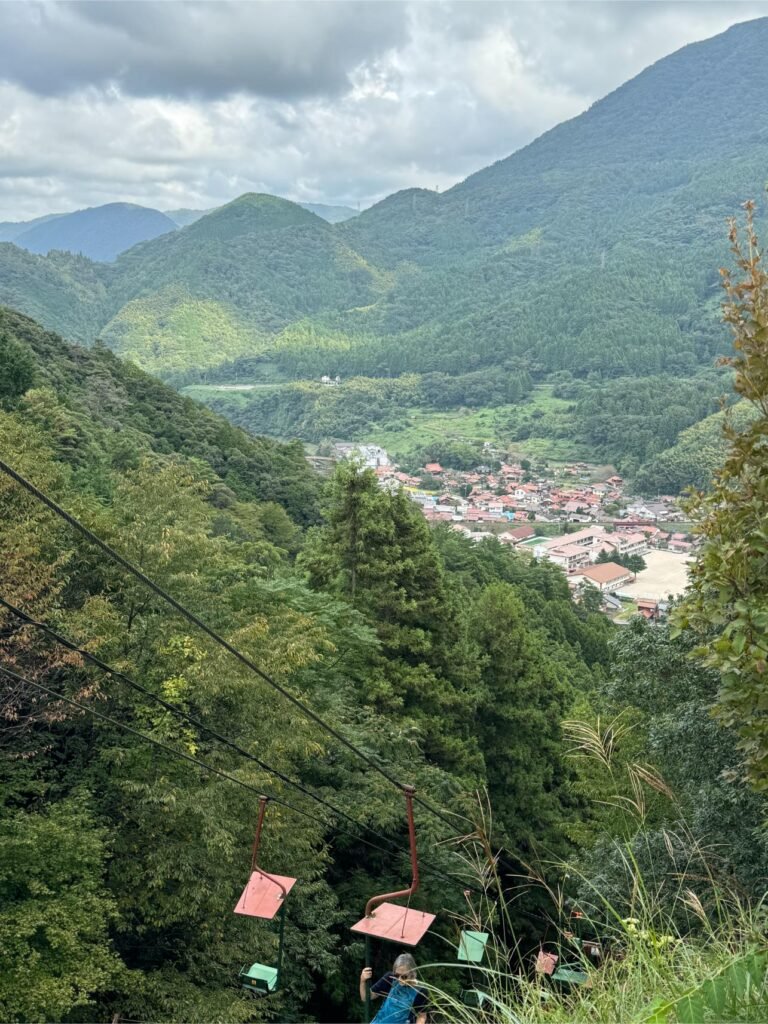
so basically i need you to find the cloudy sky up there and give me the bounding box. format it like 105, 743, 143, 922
1, 0, 766, 220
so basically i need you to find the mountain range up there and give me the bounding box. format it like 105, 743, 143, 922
1, 199, 359, 262
1, 16, 767, 486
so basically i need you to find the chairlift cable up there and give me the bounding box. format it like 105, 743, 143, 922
0, 458, 466, 836
0, 648, 477, 895
0, 594, 424, 857
0, 662, 428, 864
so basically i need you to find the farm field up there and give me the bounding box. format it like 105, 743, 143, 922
184, 380, 588, 461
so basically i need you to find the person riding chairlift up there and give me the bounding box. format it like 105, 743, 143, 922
360, 953, 428, 1024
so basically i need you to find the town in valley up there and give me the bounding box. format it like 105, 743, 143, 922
327, 442, 696, 622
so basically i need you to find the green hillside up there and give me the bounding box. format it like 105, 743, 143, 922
106, 193, 386, 340
0, 245, 109, 344
632, 400, 758, 494
0, 308, 616, 1021
1, 19, 767, 479
0, 306, 320, 523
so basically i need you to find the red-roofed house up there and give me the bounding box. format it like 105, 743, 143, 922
637, 598, 660, 620
502, 525, 536, 543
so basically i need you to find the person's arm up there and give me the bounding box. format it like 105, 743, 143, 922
414, 988, 428, 1024
360, 969, 387, 1003
359, 967, 372, 1003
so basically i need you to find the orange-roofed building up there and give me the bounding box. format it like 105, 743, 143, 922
580, 562, 635, 592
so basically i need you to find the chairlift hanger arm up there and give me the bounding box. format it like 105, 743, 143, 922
250, 796, 289, 902
364, 785, 419, 918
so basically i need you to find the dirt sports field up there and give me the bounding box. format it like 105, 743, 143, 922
619, 550, 692, 601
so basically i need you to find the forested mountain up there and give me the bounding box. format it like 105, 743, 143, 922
0, 306, 320, 523
0, 213, 63, 242
12, 203, 177, 262
0, 18, 766, 479
0, 307, 613, 1021
165, 201, 358, 228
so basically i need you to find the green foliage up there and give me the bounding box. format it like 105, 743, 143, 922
674, 204, 768, 789
192, 370, 531, 448
0, 798, 127, 1023
0, 329, 37, 405
471, 584, 575, 854
0, 307, 320, 523
633, 401, 757, 495
595, 549, 646, 573
299, 463, 483, 775
100, 285, 261, 376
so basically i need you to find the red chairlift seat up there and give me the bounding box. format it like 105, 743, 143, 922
351, 899, 435, 947
353, 786, 436, 1021
351, 785, 435, 946
234, 796, 296, 997
235, 871, 297, 920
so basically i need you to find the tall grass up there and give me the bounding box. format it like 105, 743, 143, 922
420, 724, 768, 1023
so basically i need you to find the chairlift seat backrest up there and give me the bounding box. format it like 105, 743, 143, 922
351, 901, 435, 946
235, 870, 297, 920
458, 930, 489, 963
461, 989, 489, 1008
240, 962, 278, 995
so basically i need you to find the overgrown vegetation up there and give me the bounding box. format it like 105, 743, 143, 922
0, 309, 611, 1022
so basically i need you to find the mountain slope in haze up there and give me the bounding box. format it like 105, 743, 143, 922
0, 244, 109, 344
164, 201, 359, 227
299, 202, 359, 223
0, 213, 64, 243
97, 194, 384, 374
12, 203, 177, 262
1, 16, 767, 480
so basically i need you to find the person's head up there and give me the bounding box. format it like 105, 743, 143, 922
393, 953, 417, 983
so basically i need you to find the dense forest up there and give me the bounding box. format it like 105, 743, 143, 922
3, 197, 768, 1022
0, 308, 609, 1021
1, 20, 768, 486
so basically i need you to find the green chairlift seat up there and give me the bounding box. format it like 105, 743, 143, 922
461, 988, 490, 1009
551, 964, 588, 987
458, 926, 491, 1008
458, 930, 490, 963
239, 962, 279, 997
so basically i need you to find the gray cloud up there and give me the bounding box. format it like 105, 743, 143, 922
0, 1, 408, 99
0, 1, 766, 221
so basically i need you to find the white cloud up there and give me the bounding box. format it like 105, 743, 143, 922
0, 1, 765, 220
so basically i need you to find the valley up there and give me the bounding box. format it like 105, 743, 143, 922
1, 18, 766, 499
4, 10, 768, 1024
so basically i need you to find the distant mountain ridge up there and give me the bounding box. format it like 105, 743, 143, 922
165, 201, 359, 227
2, 196, 360, 262
0, 16, 767, 482
11, 203, 177, 262
0, 213, 64, 243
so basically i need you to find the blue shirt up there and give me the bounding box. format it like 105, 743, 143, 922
371, 973, 428, 1024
